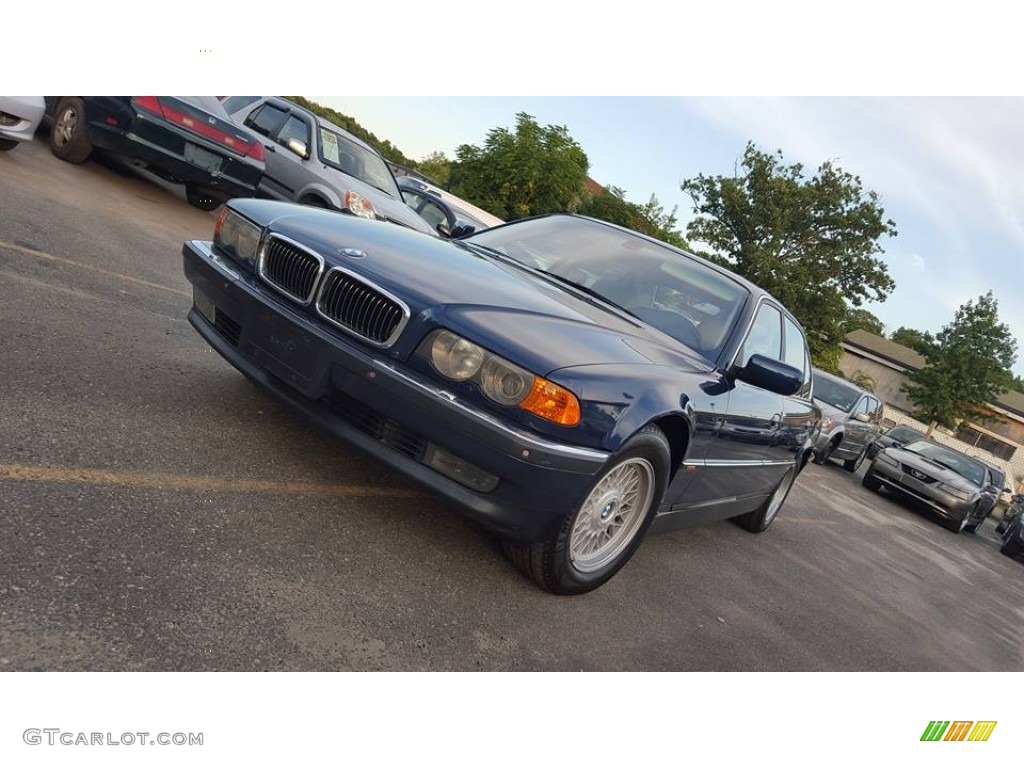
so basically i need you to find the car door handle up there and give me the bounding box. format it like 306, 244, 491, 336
264, 144, 276, 153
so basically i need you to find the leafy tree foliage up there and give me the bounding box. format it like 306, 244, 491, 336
889, 326, 937, 357
448, 113, 589, 220
902, 292, 1019, 428
841, 307, 885, 337
415, 151, 451, 188
577, 187, 690, 249
680, 142, 897, 365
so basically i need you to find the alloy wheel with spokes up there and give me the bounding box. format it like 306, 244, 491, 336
569, 457, 655, 573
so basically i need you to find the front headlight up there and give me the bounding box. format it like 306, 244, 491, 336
420, 330, 580, 426
874, 451, 897, 466
820, 417, 835, 433
938, 483, 971, 500
214, 207, 261, 265
344, 190, 377, 220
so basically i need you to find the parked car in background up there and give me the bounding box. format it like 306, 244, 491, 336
397, 176, 496, 238
220, 97, 435, 236
998, 500, 1024, 562
862, 440, 1002, 533
44, 97, 265, 210
810, 369, 883, 470
183, 205, 819, 593
866, 424, 927, 460
0, 96, 45, 151
995, 493, 1024, 535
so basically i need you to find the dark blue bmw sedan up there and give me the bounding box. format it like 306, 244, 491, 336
183, 200, 819, 594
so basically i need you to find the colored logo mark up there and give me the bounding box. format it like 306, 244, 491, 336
920, 721, 996, 742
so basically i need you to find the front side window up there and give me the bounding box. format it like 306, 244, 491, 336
739, 304, 782, 366
276, 115, 310, 149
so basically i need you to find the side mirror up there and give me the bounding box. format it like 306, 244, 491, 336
982, 485, 999, 495
853, 412, 871, 423
285, 138, 309, 159
435, 222, 452, 239
733, 354, 803, 397
449, 223, 476, 239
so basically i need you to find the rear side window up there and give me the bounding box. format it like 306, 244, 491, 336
245, 104, 288, 138
739, 303, 782, 366
782, 315, 811, 396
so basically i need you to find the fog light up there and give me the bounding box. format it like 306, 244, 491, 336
423, 444, 499, 493
193, 287, 216, 323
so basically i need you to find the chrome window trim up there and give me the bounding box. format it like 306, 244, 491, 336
314, 265, 411, 349
256, 233, 325, 306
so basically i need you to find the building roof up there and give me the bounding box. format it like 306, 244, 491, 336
843, 329, 1024, 419
584, 177, 605, 196
843, 329, 927, 371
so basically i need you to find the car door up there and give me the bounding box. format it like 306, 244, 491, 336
667, 300, 785, 521
844, 396, 872, 455
264, 111, 315, 200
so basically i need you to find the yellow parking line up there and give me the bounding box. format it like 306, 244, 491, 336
0, 238, 190, 298
0, 464, 423, 499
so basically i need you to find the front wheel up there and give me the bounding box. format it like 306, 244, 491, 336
1000, 525, 1023, 559
734, 465, 796, 533
861, 471, 882, 492
843, 447, 867, 472
504, 425, 670, 595
813, 438, 838, 465
186, 185, 223, 211
0, 138, 18, 151
49, 96, 93, 163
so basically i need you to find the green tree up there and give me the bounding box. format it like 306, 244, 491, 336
448, 112, 589, 220
680, 142, 897, 366
414, 151, 451, 188
841, 307, 885, 337
889, 326, 937, 357
902, 291, 1019, 430
578, 187, 690, 249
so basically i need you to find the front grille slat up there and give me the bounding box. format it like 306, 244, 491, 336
258, 235, 322, 304
316, 268, 408, 347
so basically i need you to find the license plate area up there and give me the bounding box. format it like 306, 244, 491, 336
243, 314, 327, 397
184, 142, 223, 173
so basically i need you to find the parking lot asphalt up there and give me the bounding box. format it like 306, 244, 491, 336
2, 136, 1022, 671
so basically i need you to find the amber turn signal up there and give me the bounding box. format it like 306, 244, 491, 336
520, 377, 581, 426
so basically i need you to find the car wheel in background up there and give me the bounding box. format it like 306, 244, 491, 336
0, 138, 18, 151
185, 185, 223, 212
963, 502, 984, 534
1000, 525, 1023, 560
862, 471, 882, 492
49, 97, 93, 164
504, 424, 669, 595
843, 447, 867, 473
734, 465, 796, 533
813, 438, 839, 465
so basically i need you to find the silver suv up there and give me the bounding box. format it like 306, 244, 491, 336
221, 97, 435, 236
811, 369, 883, 471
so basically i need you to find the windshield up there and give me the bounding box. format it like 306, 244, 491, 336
813, 375, 860, 412
902, 441, 986, 486
467, 216, 749, 359
318, 128, 399, 197
887, 426, 924, 442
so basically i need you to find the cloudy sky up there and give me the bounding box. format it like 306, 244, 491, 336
318, 96, 1024, 375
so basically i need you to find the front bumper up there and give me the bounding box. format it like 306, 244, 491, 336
0, 96, 45, 144
867, 458, 973, 519
182, 239, 609, 542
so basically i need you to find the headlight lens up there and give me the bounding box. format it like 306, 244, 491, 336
938, 483, 971, 500
430, 331, 484, 381
479, 357, 532, 405
420, 330, 580, 426
344, 189, 377, 220
820, 417, 835, 432
214, 207, 261, 265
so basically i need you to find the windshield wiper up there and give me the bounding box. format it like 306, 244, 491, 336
537, 272, 637, 318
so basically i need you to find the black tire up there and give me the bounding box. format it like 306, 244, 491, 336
1000, 527, 1023, 559
862, 471, 882, 492
734, 465, 797, 533
503, 425, 670, 595
185, 185, 223, 211
843, 447, 867, 472
995, 520, 1006, 535
813, 437, 839, 465
0, 138, 18, 151
946, 509, 970, 534
49, 97, 93, 163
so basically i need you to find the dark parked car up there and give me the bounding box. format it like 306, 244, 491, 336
396, 176, 494, 239
862, 440, 1002, 533
865, 423, 927, 460
996, 493, 1023, 535
45, 96, 265, 210
182, 203, 819, 593
999, 498, 1024, 562
221, 97, 435, 236
810, 369, 884, 471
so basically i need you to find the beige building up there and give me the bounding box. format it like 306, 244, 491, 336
839, 330, 1024, 489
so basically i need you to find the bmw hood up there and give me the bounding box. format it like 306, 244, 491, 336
245, 201, 712, 376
